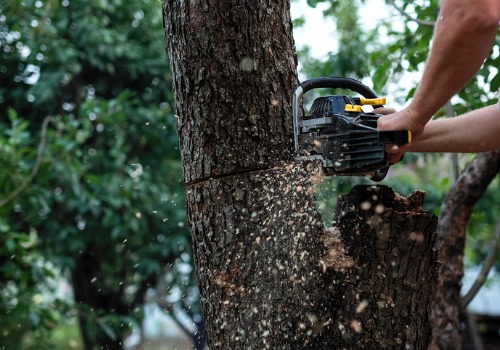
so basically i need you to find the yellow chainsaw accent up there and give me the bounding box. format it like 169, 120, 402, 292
345, 104, 362, 112
360, 97, 387, 105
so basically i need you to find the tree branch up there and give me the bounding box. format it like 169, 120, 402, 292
387, 0, 436, 27
0, 116, 52, 208
464, 311, 485, 350
443, 101, 460, 182
462, 215, 500, 307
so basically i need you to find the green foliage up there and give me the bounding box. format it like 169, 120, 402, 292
297, 0, 378, 81
0, 228, 61, 350
49, 320, 84, 350
0, 112, 63, 350
0, 0, 195, 348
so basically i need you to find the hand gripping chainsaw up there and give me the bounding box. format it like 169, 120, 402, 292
292, 77, 411, 182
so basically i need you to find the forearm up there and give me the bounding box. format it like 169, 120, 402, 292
408, 0, 499, 124
409, 105, 500, 153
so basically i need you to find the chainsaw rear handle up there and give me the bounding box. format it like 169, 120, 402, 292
379, 130, 412, 145
293, 77, 382, 152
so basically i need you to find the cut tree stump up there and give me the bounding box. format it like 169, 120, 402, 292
322, 184, 439, 349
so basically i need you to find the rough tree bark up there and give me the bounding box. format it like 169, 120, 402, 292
328, 185, 439, 348
163, 1, 439, 348
431, 150, 500, 350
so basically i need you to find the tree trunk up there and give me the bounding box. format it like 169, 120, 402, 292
163, 1, 439, 348
163, 0, 296, 185
185, 163, 335, 348
72, 249, 126, 350
431, 151, 500, 349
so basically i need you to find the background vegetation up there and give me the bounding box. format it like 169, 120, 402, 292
1, 0, 498, 348
1, 0, 200, 349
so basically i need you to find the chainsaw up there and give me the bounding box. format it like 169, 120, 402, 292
292, 77, 411, 182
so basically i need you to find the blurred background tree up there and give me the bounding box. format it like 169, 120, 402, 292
1, 0, 203, 349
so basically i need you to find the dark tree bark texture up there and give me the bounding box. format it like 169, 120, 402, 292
431, 151, 500, 350
185, 163, 333, 348
329, 185, 438, 348
163, 1, 439, 348
163, 0, 296, 185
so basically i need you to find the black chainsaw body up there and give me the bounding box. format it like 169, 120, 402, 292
293, 77, 410, 181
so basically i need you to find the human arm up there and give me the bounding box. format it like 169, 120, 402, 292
406, 104, 500, 153
402, 0, 500, 125
377, 0, 500, 155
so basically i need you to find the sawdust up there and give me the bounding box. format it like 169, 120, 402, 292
322, 227, 356, 271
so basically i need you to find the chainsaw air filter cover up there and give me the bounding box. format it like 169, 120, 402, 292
293, 77, 410, 181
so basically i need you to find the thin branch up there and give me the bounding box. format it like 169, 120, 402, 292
145, 265, 199, 343
462, 215, 500, 307
443, 101, 460, 183
387, 0, 436, 27
0, 116, 52, 208
464, 310, 485, 350
149, 295, 195, 340
431, 151, 500, 348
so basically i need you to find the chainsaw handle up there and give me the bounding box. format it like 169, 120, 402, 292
299, 77, 379, 99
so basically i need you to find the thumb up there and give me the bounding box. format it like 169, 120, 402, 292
373, 107, 397, 115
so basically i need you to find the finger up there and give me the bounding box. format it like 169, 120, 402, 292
373, 107, 397, 115
377, 114, 398, 130
389, 152, 404, 164
385, 143, 411, 154
389, 145, 400, 152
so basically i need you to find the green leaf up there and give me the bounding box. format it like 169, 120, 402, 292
97, 320, 117, 341
490, 72, 500, 92
7, 108, 18, 121
440, 177, 450, 187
